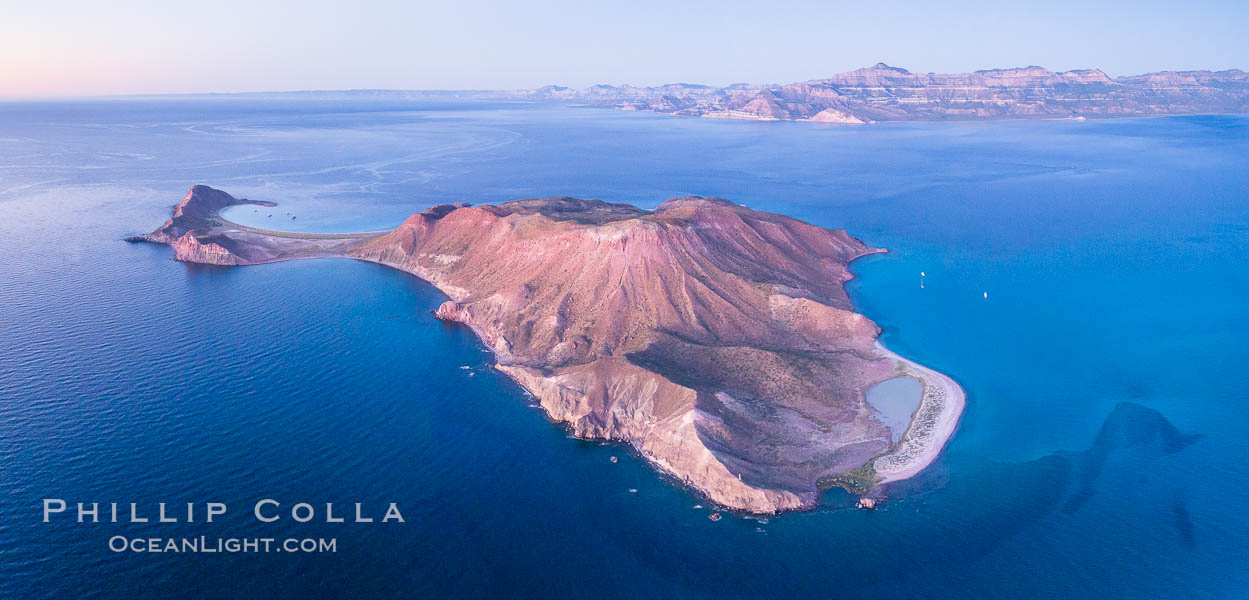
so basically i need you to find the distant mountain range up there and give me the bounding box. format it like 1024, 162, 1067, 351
524, 63, 1249, 123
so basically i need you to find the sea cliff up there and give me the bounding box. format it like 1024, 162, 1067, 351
130, 186, 965, 513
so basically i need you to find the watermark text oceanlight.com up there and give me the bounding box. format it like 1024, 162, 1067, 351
108, 536, 337, 553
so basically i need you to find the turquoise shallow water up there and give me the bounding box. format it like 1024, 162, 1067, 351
0, 99, 1246, 598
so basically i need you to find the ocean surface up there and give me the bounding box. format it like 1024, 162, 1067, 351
0, 98, 1246, 599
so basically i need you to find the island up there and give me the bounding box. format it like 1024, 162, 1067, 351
526, 62, 1249, 122
129, 185, 965, 513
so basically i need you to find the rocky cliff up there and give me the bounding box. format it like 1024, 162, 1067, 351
131, 186, 965, 513
527, 62, 1249, 122
127, 185, 384, 263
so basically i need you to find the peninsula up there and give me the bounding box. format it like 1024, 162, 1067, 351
526, 63, 1249, 123
129, 185, 964, 513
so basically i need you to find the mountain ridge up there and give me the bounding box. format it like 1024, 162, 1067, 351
129, 185, 966, 513
526, 63, 1249, 122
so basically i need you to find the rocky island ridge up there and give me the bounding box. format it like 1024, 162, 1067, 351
525, 62, 1249, 123
129, 185, 965, 513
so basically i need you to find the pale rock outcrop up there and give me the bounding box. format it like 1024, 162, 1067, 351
131, 186, 965, 513
528, 63, 1249, 123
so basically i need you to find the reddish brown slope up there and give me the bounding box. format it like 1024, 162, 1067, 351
132, 186, 960, 513
128, 186, 380, 265
350, 196, 900, 511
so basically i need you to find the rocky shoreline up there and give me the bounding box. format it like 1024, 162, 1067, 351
130, 185, 966, 513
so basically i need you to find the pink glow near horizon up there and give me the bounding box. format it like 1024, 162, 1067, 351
3, 0, 1247, 98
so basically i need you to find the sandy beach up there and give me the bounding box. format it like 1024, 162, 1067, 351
870, 341, 966, 484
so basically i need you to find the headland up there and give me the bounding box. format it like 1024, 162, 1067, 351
130, 185, 965, 513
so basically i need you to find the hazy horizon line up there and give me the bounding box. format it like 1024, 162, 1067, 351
3, 62, 1246, 102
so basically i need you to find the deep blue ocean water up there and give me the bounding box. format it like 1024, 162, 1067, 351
0, 98, 1246, 598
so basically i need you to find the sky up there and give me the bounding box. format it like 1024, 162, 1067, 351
2, 0, 1247, 97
